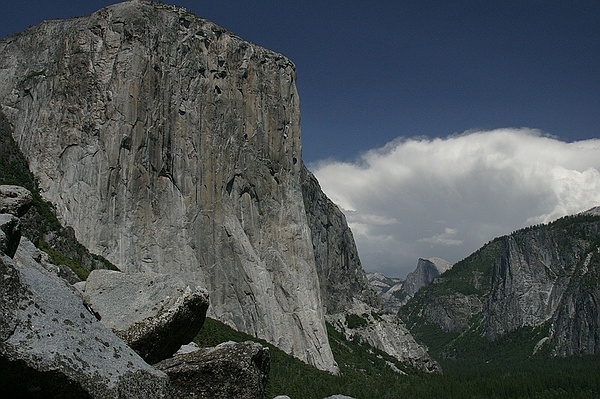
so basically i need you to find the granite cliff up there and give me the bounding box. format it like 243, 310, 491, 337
401, 257, 452, 300
0, 0, 334, 371
367, 257, 452, 313
301, 168, 381, 315
0, 0, 434, 373
400, 209, 600, 357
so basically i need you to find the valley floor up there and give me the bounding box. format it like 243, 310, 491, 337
195, 317, 600, 399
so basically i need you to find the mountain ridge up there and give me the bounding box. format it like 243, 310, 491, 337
400, 209, 600, 358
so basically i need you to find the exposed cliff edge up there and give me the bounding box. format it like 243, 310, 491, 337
402, 257, 452, 300
301, 168, 439, 372
301, 167, 381, 314
400, 210, 600, 358
0, 0, 335, 372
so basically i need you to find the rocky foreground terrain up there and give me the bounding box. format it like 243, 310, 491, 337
1, 184, 272, 397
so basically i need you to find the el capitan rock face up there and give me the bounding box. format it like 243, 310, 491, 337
0, 1, 441, 375
0, 1, 336, 372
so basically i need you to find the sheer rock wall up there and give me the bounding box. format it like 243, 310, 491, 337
0, 1, 336, 372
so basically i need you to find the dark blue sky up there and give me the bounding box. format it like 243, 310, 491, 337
2, 1, 599, 163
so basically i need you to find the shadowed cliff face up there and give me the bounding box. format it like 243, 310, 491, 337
0, 1, 337, 372
301, 167, 381, 314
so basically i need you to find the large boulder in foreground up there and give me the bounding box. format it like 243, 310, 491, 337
0, 249, 169, 398
155, 341, 270, 399
80, 269, 210, 364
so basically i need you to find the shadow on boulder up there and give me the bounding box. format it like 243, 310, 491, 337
79, 269, 210, 364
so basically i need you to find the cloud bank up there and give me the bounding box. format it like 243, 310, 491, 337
310, 129, 600, 278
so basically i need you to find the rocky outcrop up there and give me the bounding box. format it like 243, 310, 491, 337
327, 302, 440, 373
423, 293, 484, 333
367, 258, 452, 314
366, 272, 405, 313
0, 185, 33, 217
0, 1, 335, 372
0, 213, 21, 257
2, 189, 271, 396
19, 235, 82, 284
155, 341, 270, 399
78, 269, 210, 364
482, 233, 571, 339
0, 185, 31, 257
549, 249, 600, 356
0, 242, 169, 398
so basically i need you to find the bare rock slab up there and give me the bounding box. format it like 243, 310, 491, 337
0, 252, 169, 398
327, 302, 441, 374
155, 341, 270, 399
81, 269, 210, 364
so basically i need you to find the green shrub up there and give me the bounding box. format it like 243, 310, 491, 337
38, 240, 90, 280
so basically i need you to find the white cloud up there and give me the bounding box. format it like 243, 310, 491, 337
310, 129, 600, 278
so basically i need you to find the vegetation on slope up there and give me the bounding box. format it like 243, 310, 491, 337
196, 317, 600, 398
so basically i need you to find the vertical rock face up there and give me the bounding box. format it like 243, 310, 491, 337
483, 232, 572, 339
0, 1, 336, 372
301, 167, 381, 314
